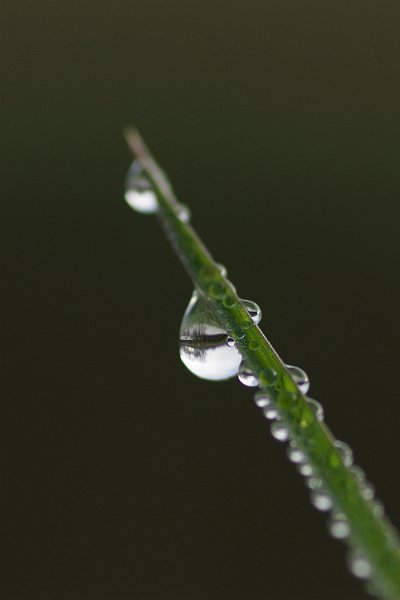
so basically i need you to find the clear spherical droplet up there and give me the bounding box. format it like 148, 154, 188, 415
226, 337, 236, 347
241, 299, 262, 325
334, 440, 354, 467
271, 421, 290, 442
306, 398, 324, 422
360, 482, 375, 501
124, 161, 158, 214
179, 292, 242, 380
238, 361, 259, 387
254, 391, 272, 408
287, 443, 306, 464
286, 364, 310, 394
310, 491, 333, 512
297, 463, 314, 477
263, 404, 278, 420
329, 513, 350, 539
349, 553, 372, 579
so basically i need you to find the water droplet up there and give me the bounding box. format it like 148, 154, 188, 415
177, 204, 191, 222
249, 339, 260, 351
208, 281, 225, 299
124, 161, 158, 214
216, 263, 227, 277
310, 491, 333, 512
226, 337, 236, 347
238, 361, 259, 387
306, 477, 323, 491
360, 482, 375, 501
371, 500, 385, 518
241, 299, 262, 325
350, 465, 366, 483
349, 553, 372, 579
298, 463, 314, 477
286, 365, 310, 394
179, 292, 242, 380
306, 398, 324, 422
223, 294, 236, 308
254, 391, 272, 408
259, 368, 277, 387
329, 512, 350, 539
263, 404, 279, 420
287, 443, 306, 464
334, 440, 353, 466
271, 421, 290, 442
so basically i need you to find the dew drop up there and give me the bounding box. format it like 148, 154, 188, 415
306, 477, 323, 491
371, 500, 385, 518
226, 337, 236, 347
271, 421, 290, 442
310, 491, 333, 512
287, 443, 306, 464
216, 263, 227, 277
238, 361, 259, 387
360, 482, 375, 501
286, 365, 310, 394
334, 440, 354, 467
208, 281, 225, 299
329, 512, 350, 539
349, 553, 372, 579
241, 299, 262, 325
350, 466, 366, 483
263, 404, 279, 420
298, 463, 314, 477
177, 204, 191, 223
259, 368, 277, 387
179, 292, 242, 380
254, 390, 272, 408
306, 398, 324, 422
124, 161, 158, 214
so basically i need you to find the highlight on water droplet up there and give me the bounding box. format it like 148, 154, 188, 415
238, 361, 259, 387
179, 291, 242, 381
240, 299, 262, 325
124, 161, 158, 214
310, 491, 333, 512
226, 337, 236, 347
177, 204, 191, 223
287, 442, 306, 464
254, 390, 272, 408
271, 421, 290, 442
286, 364, 310, 394
328, 512, 350, 540
263, 404, 278, 420
348, 553, 372, 579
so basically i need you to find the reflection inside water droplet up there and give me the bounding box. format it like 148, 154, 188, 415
241, 299, 262, 325
179, 292, 242, 381
286, 364, 310, 394
238, 361, 259, 387
329, 512, 350, 539
124, 161, 158, 214
349, 553, 372, 579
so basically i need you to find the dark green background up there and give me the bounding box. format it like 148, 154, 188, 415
3, 1, 400, 599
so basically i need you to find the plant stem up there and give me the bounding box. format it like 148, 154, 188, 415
124, 127, 400, 599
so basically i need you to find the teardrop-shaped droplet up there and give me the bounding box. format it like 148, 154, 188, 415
286, 365, 310, 394
306, 398, 324, 422
328, 512, 350, 540
238, 361, 259, 387
271, 421, 290, 442
310, 491, 333, 512
124, 161, 158, 214
179, 292, 242, 381
241, 299, 262, 325
334, 440, 354, 467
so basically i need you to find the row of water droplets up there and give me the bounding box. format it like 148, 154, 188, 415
125, 162, 386, 592
178, 267, 383, 588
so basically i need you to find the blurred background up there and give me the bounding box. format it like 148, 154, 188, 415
2, 1, 400, 599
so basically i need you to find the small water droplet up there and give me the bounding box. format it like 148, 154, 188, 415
259, 368, 277, 387
177, 204, 191, 222
254, 391, 272, 408
360, 482, 375, 501
241, 299, 262, 325
208, 281, 225, 299
263, 404, 278, 420
216, 263, 227, 277
334, 440, 354, 466
297, 463, 314, 477
371, 500, 385, 518
306, 398, 324, 422
349, 553, 372, 579
286, 365, 310, 394
329, 512, 350, 539
287, 443, 306, 464
310, 491, 333, 512
124, 161, 158, 214
226, 337, 236, 347
306, 477, 323, 491
179, 292, 242, 380
238, 361, 259, 387
249, 339, 260, 350
271, 421, 290, 442
223, 294, 236, 308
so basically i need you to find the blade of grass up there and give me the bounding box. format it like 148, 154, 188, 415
124, 127, 400, 599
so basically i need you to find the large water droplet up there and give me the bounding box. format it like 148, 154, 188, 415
238, 361, 259, 387
271, 421, 290, 442
328, 512, 350, 539
179, 292, 242, 380
349, 553, 372, 579
310, 491, 333, 512
124, 161, 158, 214
286, 365, 310, 394
241, 299, 262, 325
